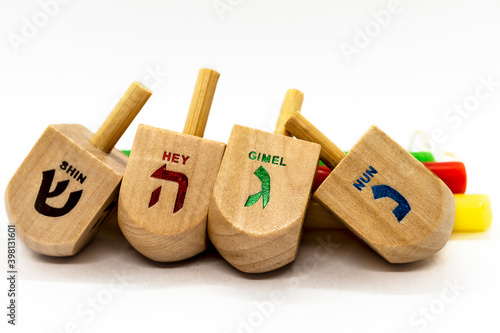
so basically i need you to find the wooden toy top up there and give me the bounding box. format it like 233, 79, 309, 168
285, 112, 455, 263
5, 124, 127, 256
4, 81, 152, 257
116, 69, 223, 262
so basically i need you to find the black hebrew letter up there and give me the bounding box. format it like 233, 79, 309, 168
34, 169, 83, 217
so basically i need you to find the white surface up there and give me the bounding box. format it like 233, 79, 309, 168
1, 0, 499, 332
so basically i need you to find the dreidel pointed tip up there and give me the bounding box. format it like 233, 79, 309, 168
118, 182, 209, 262
370, 180, 455, 263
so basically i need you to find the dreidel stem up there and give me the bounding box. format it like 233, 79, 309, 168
183, 68, 220, 137
285, 112, 345, 170
90, 81, 152, 154
274, 89, 304, 136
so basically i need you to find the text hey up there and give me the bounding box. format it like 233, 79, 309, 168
163, 151, 190, 165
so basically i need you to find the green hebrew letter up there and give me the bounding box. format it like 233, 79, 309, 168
244, 166, 271, 209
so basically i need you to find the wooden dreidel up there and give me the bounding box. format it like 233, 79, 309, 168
118, 69, 225, 262
5, 82, 152, 256
208, 89, 322, 273
285, 113, 456, 263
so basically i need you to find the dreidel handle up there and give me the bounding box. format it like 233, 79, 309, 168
285, 112, 346, 170
274, 89, 304, 136
183, 68, 220, 137
90, 81, 152, 153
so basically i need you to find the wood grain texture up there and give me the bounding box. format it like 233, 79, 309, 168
208, 125, 321, 273
274, 89, 304, 136
285, 112, 345, 169
90, 81, 152, 153
118, 124, 225, 261
314, 125, 455, 263
5, 124, 128, 256
183, 69, 220, 137
117, 69, 223, 262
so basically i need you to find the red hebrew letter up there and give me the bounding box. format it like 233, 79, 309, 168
148, 164, 188, 213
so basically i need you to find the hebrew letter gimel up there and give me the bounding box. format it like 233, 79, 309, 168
244, 166, 271, 209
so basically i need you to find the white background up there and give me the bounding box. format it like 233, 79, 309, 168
1, 0, 499, 332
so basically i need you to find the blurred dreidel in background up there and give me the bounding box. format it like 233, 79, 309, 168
5, 82, 152, 256
285, 112, 456, 263
118, 69, 226, 262
208, 89, 321, 273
